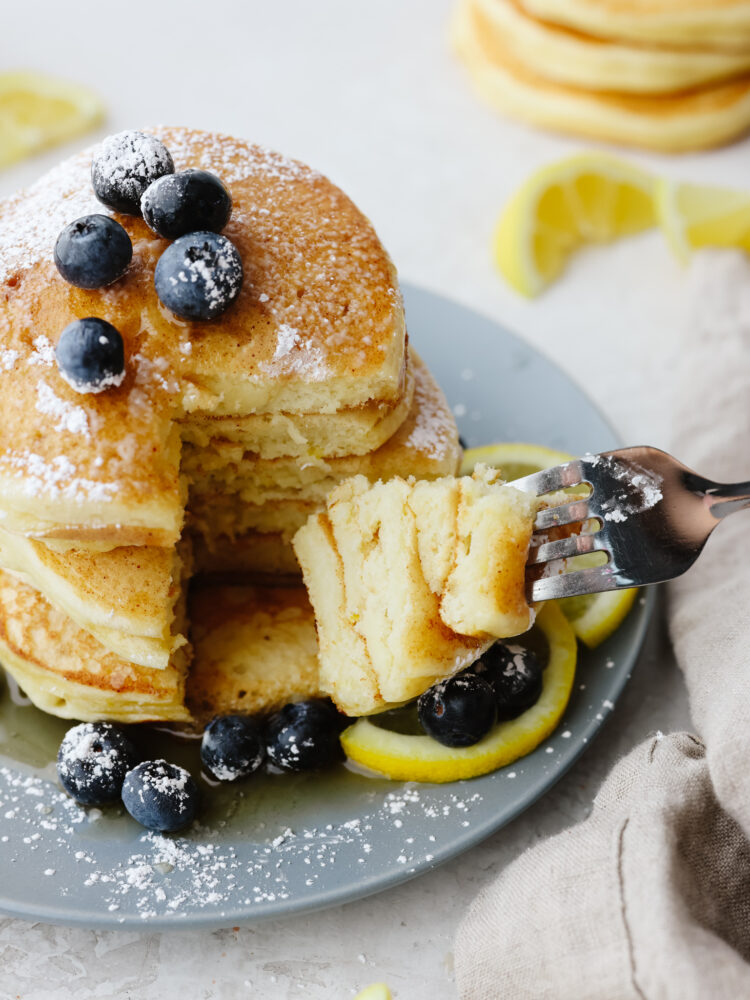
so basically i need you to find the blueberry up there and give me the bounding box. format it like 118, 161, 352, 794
91, 130, 174, 216
417, 674, 495, 747
154, 231, 243, 321
265, 699, 345, 772
54, 214, 132, 289
55, 317, 125, 394
201, 715, 265, 782
474, 643, 543, 720
57, 722, 138, 805
121, 760, 198, 833
141, 169, 232, 239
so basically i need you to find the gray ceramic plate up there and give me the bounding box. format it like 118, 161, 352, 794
0, 285, 654, 930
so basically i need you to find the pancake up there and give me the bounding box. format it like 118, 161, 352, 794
184, 352, 461, 508
292, 466, 538, 717
186, 583, 320, 724
0, 571, 190, 722
0, 528, 189, 669
519, 0, 750, 52
180, 359, 415, 460
0, 127, 406, 547
0, 571, 320, 725
453, 0, 750, 151
188, 352, 461, 573
475, 0, 750, 94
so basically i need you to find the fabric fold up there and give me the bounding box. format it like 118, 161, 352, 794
455, 252, 750, 999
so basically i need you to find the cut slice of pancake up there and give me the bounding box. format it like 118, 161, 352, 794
476, 0, 750, 94
453, 0, 750, 151
0, 528, 189, 669
292, 465, 539, 717
186, 583, 320, 724
0, 127, 406, 547
184, 352, 461, 508
519, 0, 750, 52
0, 571, 190, 722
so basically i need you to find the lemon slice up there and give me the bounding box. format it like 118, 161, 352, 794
558, 585, 638, 649
495, 152, 656, 297
341, 602, 576, 783
655, 178, 750, 265
0, 72, 104, 170
354, 985, 392, 1000
459, 441, 574, 481
460, 441, 637, 647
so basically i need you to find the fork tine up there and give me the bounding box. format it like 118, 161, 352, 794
527, 531, 607, 566
535, 498, 591, 531
529, 564, 618, 602
510, 460, 586, 497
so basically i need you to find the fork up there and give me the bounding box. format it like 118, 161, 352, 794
511, 446, 750, 602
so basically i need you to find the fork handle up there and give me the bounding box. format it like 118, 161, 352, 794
702, 479, 750, 519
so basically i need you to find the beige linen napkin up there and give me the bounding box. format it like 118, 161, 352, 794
454, 252, 750, 1000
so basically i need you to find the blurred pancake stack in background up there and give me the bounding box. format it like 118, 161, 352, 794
452, 0, 750, 151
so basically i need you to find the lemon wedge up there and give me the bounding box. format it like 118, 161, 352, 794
460, 442, 637, 647
459, 441, 575, 481
354, 985, 392, 1000
341, 602, 576, 783
495, 152, 656, 297
557, 586, 638, 649
0, 72, 104, 170
555, 548, 638, 648
655, 178, 750, 264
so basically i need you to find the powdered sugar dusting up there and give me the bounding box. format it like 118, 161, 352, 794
35, 381, 90, 437
261, 330, 329, 379
162, 129, 319, 187
1, 451, 117, 502
405, 365, 458, 459
27, 335, 55, 368
0, 749, 493, 923
273, 324, 301, 360
0, 349, 19, 372
0, 152, 98, 284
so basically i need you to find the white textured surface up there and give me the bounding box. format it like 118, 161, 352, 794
3, 0, 744, 994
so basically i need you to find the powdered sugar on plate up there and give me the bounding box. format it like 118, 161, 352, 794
0, 759, 489, 924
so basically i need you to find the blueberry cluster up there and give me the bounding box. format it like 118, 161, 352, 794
57, 722, 198, 833
200, 699, 346, 780
52, 130, 244, 395
417, 642, 544, 748
56, 699, 347, 829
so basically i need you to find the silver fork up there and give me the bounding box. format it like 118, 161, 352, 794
511, 446, 750, 602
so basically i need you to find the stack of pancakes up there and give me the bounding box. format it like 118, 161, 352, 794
0, 127, 460, 726
453, 0, 750, 151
